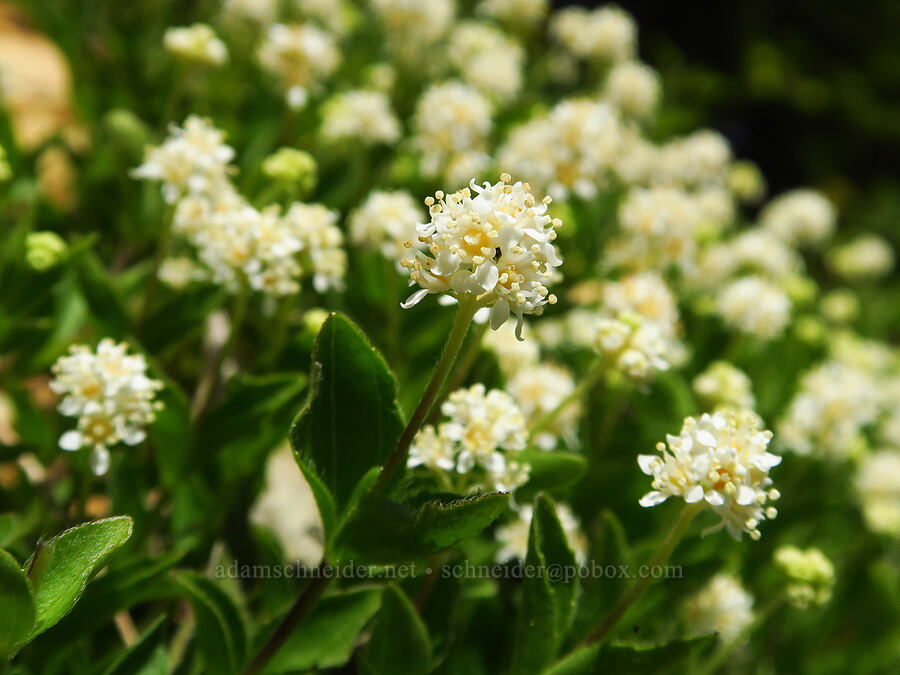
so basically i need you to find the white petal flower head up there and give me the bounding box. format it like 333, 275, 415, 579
257, 23, 340, 107
855, 450, 900, 537
164, 24, 228, 66
350, 190, 424, 265
51, 339, 164, 475
693, 361, 756, 412
507, 363, 579, 450
131, 115, 235, 203
638, 410, 781, 541
685, 574, 754, 643
715, 276, 791, 340
400, 174, 563, 339
477, 0, 548, 29
320, 89, 401, 146
603, 60, 660, 118
828, 234, 895, 282
760, 189, 836, 247
447, 21, 525, 103
551, 6, 636, 63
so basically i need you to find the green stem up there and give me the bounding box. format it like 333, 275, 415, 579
260, 296, 294, 371
191, 280, 250, 420
579, 503, 703, 647
425, 320, 488, 426
528, 358, 605, 442
241, 571, 332, 675
136, 207, 173, 329
372, 297, 479, 496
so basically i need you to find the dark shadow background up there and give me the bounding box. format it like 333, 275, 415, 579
558, 0, 900, 237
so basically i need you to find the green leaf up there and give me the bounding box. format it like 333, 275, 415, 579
291, 450, 338, 554
74, 251, 131, 339
27, 516, 133, 638
515, 450, 588, 502
0, 549, 35, 661
542, 635, 717, 675
264, 587, 382, 673
171, 571, 247, 675
338, 492, 510, 564
102, 615, 167, 675
511, 495, 578, 675
201, 373, 307, 481
362, 585, 431, 675
289, 313, 404, 506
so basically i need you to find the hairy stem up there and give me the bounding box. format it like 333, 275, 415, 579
372, 297, 479, 495
579, 503, 702, 647
241, 571, 332, 675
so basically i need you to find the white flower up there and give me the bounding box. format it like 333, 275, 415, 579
131, 115, 235, 204
715, 276, 791, 340
638, 411, 781, 541
257, 23, 340, 108
602, 272, 680, 333
477, 0, 547, 29
448, 22, 525, 103
400, 175, 562, 338
685, 574, 754, 642
693, 361, 756, 412
760, 189, 836, 247
350, 190, 423, 265
855, 450, 900, 537
595, 313, 671, 382
498, 98, 625, 201
693, 228, 803, 290
164, 24, 228, 65
507, 363, 579, 450
495, 503, 588, 563
778, 361, 880, 460
51, 339, 164, 475
608, 186, 700, 273
551, 6, 636, 63
603, 60, 660, 118
654, 130, 732, 189
283, 202, 346, 292
413, 81, 493, 180
409, 384, 529, 492
158, 256, 207, 289
320, 89, 401, 146
828, 234, 895, 282
773, 546, 835, 608
222, 0, 278, 24
249, 445, 324, 565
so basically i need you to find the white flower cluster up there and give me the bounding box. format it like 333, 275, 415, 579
685, 574, 754, 643
413, 81, 493, 184
551, 5, 636, 63
590, 273, 684, 382
400, 174, 562, 339
760, 189, 836, 247
778, 361, 880, 460
694, 228, 803, 290
51, 340, 164, 475
499, 98, 625, 201
495, 502, 588, 563
638, 411, 781, 541
828, 234, 895, 282
408, 384, 529, 492
257, 23, 340, 109
135, 117, 345, 296
607, 186, 701, 274
448, 22, 525, 103
164, 24, 228, 65
715, 275, 792, 340
855, 450, 900, 537
319, 89, 401, 146
131, 115, 234, 204
602, 60, 660, 118
507, 363, 579, 450
222, 0, 278, 25
693, 361, 756, 413
350, 190, 423, 265
654, 130, 732, 189
773, 546, 835, 609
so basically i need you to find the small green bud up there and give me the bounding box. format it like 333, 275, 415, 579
262, 148, 317, 195
26, 231, 68, 271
